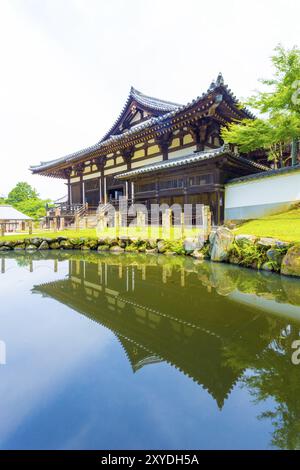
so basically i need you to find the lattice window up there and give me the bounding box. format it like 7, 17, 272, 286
189, 174, 213, 186
85, 179, 99, 192
159, 179, 184, 190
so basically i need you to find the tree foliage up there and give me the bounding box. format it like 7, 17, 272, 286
7, 182, 38, 205
222, 45, 300, 167
3, 182, 51, 220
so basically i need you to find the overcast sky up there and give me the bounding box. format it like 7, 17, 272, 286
0, 0, 299, 200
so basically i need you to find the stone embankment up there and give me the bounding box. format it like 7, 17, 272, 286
1, 227, 300, 277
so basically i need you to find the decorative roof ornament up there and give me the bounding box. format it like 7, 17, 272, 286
209, 73, 224, 91
216, 72, 224, 86
208, 80, 216, 92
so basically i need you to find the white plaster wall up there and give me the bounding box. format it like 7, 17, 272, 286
225, 169, 300, 219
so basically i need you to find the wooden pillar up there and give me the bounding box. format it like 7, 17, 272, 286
99, 174, 103, 204
0, 224, 5, 237
67, 178, 71, 205
157, 133, 172, 161
28, 220, 33, 235
104, 177, 107, 204
79, 173, 83, 204
82, 180, 85, 204
218, 190, 224, 225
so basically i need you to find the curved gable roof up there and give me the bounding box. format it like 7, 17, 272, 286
100, 86, 182, 141
30, 74, 255, 177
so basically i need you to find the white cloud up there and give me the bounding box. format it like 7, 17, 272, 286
0, 0, 299, 199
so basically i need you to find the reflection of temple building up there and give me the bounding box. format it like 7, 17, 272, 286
31, 256, 291, 408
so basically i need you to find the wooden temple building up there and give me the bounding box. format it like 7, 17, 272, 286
30, 74, 268, 225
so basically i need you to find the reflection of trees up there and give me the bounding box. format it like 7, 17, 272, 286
13, 255, 34, 268
241, 327, 300, 449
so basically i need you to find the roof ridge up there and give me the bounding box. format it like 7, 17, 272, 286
130, 86, 182, 108
30, 77, 256, 174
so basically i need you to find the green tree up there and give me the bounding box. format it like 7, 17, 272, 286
7, 182, 38, 205
222, 45, 300, 168
15, 198, 50, 220
5, 182, 52, 220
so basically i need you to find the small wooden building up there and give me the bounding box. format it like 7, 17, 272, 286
30, 74, 269, 225
0, 205, 32, 234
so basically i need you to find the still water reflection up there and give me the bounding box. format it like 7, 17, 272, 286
1, 251, 300, 449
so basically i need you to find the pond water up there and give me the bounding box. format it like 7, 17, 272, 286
0, 251, 300, 450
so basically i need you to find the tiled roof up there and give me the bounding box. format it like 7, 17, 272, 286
98, 86, 182, 144
115, 145, 268, 179
0, 205, 32, 220
130, 87, 181, 112
227, 163, 300, 185
30, 74, 255, 174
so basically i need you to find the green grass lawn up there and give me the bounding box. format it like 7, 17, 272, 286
1, 207, 300, 243
234, 207, 300, 242
0, 229, 97, 242
0, 226, 201, 242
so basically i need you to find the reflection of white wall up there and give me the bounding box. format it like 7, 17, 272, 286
225, 169, 300, 220
0, 340, 6, 365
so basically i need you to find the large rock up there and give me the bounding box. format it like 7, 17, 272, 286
69, 238, 84, 248
85, 239, 98, 250
38, 241, 49, 250
210, 227, 234, 262
184, 238, 203, 254
190, 249, 204, 260
0, 246, 11, 251
125, 244, 138, 252
261, 262, 274, 272
235, 234, 257, 248
59, 240, 73, 250
4, 240, 16, 248
97, 244, 110, 252
157, 240, 167, 253
281, 245, 300, 277
266, 248, 285, 266
145, 248, 158, 254
26, 244, 37, 251
257, 237, 278, 249
146, 239, 157, 249
49, 242, 60, 250
29, 238, 42, 247
14, 244, 26, 250
110, 245, 124, 253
